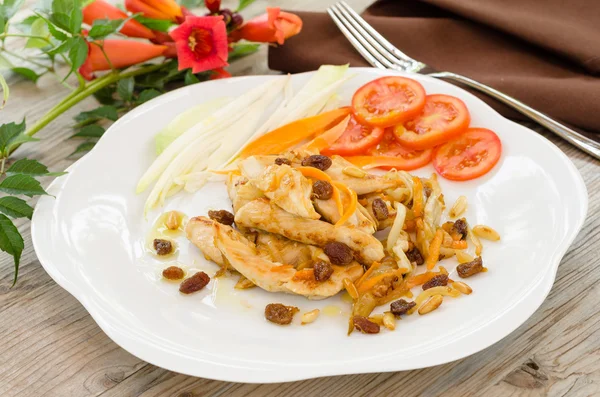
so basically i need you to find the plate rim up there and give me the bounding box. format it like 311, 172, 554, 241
31, 67, 588, 383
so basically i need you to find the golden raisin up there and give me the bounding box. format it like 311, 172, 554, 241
179, 271, 210, 294
208, 210, 234, 226
162, 266, 184, 280
265, 303, 299, 325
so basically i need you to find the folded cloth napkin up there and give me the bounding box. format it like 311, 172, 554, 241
268, 0, 600, 133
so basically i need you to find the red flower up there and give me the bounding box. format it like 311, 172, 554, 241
210, 68, 231, 80
205, 0, 220, 14
231, 7, 302, 45
83, 0, 155, 39
79, 40, 168, 80
170, 16, 228, 74
125, 0, 183, 23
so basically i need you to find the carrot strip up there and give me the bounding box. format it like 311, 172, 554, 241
405, 271, 441, 289
447, 240, 468, 249
425, 229, 444, 270
304, 115, 350, 152
334, 182, 357, 226
297, 166, 344, 216
357, 270, 403, 295
238, 108, 351, 158
355, 261, 381, 288
412, 176, 424, 217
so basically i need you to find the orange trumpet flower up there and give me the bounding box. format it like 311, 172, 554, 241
79, 40, 167, 80
231, 7, 302, 45
83, 0, 155, 39
125, 0, 183, 23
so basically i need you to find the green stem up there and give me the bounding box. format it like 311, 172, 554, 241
19, 63, 164, 144
0, 33, 49, 40
3, 49, 52, 70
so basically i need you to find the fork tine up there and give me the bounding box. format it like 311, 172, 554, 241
338, 1, 418, 65
334, 3, 411, 69
327, 7, 387, 69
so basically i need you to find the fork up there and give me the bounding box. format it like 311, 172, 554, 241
328, 1, 600, 160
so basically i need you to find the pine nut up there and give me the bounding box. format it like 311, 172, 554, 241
449, 195, 467, 218
418, 295, 443, 315
165, 211, 180, 230
342, 166, 367, 178
473, 225, 501, 241
301, 309, 320, 325
368, 314, 384, 325
455, 250, 474, 264
452, 281, 473, 295
383, 311, 396, 330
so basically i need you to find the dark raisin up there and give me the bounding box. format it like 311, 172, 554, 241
162, 266, 184, 280
324, 242, 353, 265
265, 303, 298, 325
390, 299, 416, 316
371, 198, 389, 221
424, 185, 433, 198
457, 256, 485, 278
422, 274, 449, 290
406, 246, 424, 266
208, 209, 235, 226
179, 271, 210, 294
453, 218, 468, 240
153, 239, 173, 255
312, 180, 334, 200
274, 157, 291, 166
353, 316, 380, 334
301, 155, 332, 171
313, 261, 333, 282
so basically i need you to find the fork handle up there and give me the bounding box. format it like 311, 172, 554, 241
428, 71, 600, 160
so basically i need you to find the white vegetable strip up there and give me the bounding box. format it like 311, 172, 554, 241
387, 202, 407, 253
137, 77, 285, 194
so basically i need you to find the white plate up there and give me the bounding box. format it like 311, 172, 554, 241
31, 68, 587, 383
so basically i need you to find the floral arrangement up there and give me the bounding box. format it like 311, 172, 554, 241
0, 0, 302, 284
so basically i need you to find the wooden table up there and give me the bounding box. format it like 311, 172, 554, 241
1, 0, 599, 395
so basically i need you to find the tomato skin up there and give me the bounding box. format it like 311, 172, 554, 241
433, 128, 502, 181
321, 115, 385, 156
345, 130, 433, 171
393, 94, 471, 150
352, 76, 426, 128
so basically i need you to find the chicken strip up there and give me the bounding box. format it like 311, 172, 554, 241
239, 158, 320, 219
213, 221, 363, 299
226, 173, 264, 212
185, 216, 225, 266
235, 199, 385, 266
325, 155, 398, 195
255, 232, 323, 269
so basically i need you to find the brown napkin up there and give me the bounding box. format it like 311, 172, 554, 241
268, 0, 600, 133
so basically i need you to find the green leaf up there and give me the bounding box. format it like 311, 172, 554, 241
50, 12, 71, 32
0, 197, 33, 219
133, 16, 173, 32
46, 20, 68, 41
137, 89, 161, 104
93, 85, 117, 105
74, 105, 118, 123
0, 54, 13, 70
15, 15, 40, 33
0, 174, 47, 197
6, 158, 65, 176
0, 214, 24, 286
51, 0, 74, 16
12, 67, 40, 83
0, 0, 25, 33
88, 18, 125, 40
46, 36, 74, 55
68, 36, 88, 71
25, 18, 50, 48
0, 72, 8, 109
184, 70, 199, 86
72, 124, 104, 138
228, 42, 260, 62
117, 76, 134, 101
237, 0, 256, 12
0, 119, 25, 149
69, 141, 96, 157
68, 6, 82, 34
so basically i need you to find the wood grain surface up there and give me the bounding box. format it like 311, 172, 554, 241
1, 1, 599, 396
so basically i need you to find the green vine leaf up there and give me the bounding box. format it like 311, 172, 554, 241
228, 43, 260, 62
0, 174, 48, 197
68, 36, 88, 72
72, 124, 104, 138
137, 89, 161, 104
74, 105, 118, 123
0, 214, 24, 286
184, 70, 199, 85
6, 158, 66, 176
117, 76, 134, 101
0, 0, 26, 33
12, 67, 40, 83
133, 16, 173, 32
25, 18, 50, 48
237, 0, 256, 12
0, 196, 33, 219
88, 18, 125, 40
0, 119, 38, 156
69, 141, 96, 157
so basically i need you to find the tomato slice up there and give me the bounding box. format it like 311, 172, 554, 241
346, 130, 433, 171
393, 94, 470, 150
433, 128, 502, 181
321, 115, 385, 156
352, 76, 426, 128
